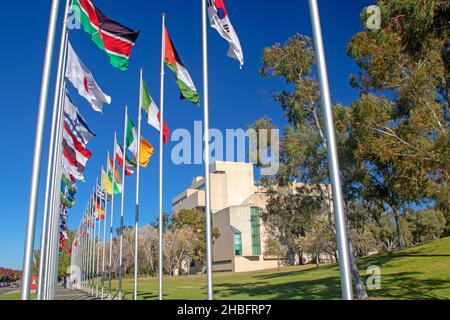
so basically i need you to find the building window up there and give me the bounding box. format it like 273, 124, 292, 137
234, 232, 242, 256
250, 207, 261, 256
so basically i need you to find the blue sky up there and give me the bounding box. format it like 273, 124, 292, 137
0, 0, 374, 269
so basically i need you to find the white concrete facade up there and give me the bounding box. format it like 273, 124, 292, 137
172, 161, 279, 273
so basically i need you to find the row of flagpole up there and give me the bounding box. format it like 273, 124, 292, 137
22, 0, 354, 301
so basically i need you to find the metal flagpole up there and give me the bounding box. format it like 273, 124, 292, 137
83, 215, 88, 292
118, 106, 128, 300
81, 215, 86, 291
79, 223, 83, 291
37, 0, 71, 300
158, 13, 166, 301
108, 147, 115, 300
91, 193, 97, 296
201, 0, 214, 301
81, 217, 85, 291
86, 202, 91, 293
44, 82, 66, 300
96, 181, 101, 298
134, 69, 143, 300
84, 216, 88, 292
101, 167, 108, 300
96, 211, 101, 297
308, 0, 353, 300
21, 0, 61, 300
89, 194, 94, 295
86, 200, 91, 294
80, 218, 84, 291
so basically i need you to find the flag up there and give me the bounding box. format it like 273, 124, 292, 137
62, 151, 85, 181
115, 136, 136, 176
61, 165, 76, 186
85, 213, 92, 228
62, 174, 77, 194
61, 194, 75, 208
66, 42, 112, 112
61, 177, 76, 208
72, 0, 140, 71
96, 183, 107, 202
95, 186, 106, 220
138, 137, 154, 168
141, 78, 170, 144
126, 113, 154, 167
102, 168, 113, 196
126, 113, 139, 156
62, 122, 92, 169
64, 93, 96, 145
164, 27, 200, 105
108, 156, 122, 194
207, 0, 244, 68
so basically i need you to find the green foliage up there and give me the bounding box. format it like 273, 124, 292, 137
407, 209, 446, 243
347, 0, 450, 239
58, 229, 75, 276
262, 187, 326, 263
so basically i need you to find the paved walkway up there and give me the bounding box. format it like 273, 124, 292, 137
54, 286, 101, 300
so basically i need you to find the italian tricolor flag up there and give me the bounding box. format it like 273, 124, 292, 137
72, 0, 140, 71
141, 78, 170, 144
164, 27, 200, 105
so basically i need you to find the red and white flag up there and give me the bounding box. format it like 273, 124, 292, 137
65, 42, 112, 112
115, 136, 136, 176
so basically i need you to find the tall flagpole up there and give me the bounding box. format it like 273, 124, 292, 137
37, 0, 71, 300
108, 146, 115, 300
158, 13, 166, 301
308, 0, 353, 300
90, 192, 96, 295
87, 199, 92, 294
81, 216, 85, 291
21, 0, 61, 300
82, 214, 87, 292
95, 181, 101, 298
44, 81, 67, 300
134, 69, 143, 300
101, 167, 108, 300
118, 106, 128, 300
201, 0, 214, 301
83, 216, 87, 292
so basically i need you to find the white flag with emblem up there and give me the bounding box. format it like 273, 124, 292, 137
65, 42, 112, 112
207, 0, 244, 68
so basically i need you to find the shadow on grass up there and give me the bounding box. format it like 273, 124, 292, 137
363, 271, 450, 300
214, 276, 342, 300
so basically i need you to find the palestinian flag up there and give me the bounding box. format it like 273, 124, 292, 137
115, 136, 136, 176
164, 27, 200, 105
72, 0, 140, 71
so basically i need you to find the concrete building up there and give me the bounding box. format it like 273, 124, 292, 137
172, 161, 281, 273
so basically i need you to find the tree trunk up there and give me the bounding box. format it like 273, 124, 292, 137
393, 212, 405, 248
348, 240, 368, 300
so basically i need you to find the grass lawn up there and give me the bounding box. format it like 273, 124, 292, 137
2, 237, 449, 300
109, 237, 450, 300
